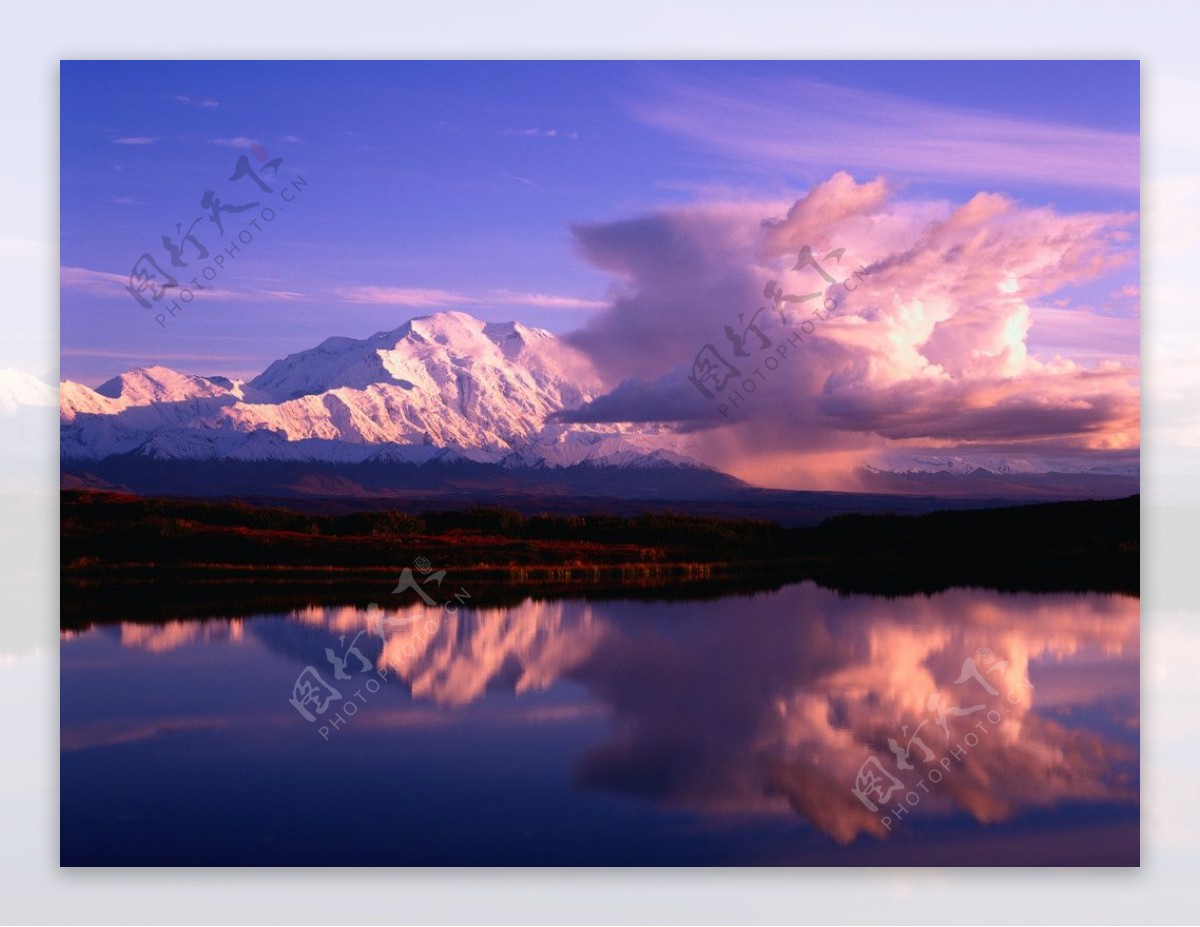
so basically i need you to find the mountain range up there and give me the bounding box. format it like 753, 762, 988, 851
59, 312, 746, 501
56, 311, 1138, 512
62, 311, 680, 463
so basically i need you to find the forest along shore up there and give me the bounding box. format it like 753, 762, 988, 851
60, 492, 1140, 628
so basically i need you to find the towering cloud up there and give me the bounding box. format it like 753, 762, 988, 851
564, 173, 1139, 489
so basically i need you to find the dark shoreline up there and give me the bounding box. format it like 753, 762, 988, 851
61, 491, 1140, 628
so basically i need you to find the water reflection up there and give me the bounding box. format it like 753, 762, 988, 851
118, 618, 245, 653
65, 583, 1138, 859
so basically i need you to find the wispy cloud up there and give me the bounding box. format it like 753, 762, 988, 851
250, 288, 310, 302
60, 266, 300, 304
493, 290, 606, 310
61, 348, 275, 363
211, 137, 260, 149
170, 94, 220, 108
60, 266, 135, 295
503, 128, 579, 139
111, 136, 161, 146
635, 74, 1139, 191
1026, 304, 1140, 364
109, 195, 141, 206
501, 172, 537, 187
335, 285, 605, 311
335, 286, 463, 308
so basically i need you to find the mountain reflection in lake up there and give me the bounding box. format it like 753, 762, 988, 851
60, 583, 1138, 865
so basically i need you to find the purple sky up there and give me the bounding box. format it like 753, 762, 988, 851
60, 61, 1139, 486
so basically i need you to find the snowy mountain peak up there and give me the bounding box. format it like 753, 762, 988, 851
59, 311, 702, 471
0, 368, 58, 414
246, 310, 598, 406
94, 365, 231, 403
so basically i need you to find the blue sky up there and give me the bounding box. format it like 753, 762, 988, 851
60, 60, 1139, 385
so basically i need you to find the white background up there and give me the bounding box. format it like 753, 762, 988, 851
1, 1, 1195, 923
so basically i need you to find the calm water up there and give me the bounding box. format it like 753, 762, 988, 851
60, 583, 1139, 865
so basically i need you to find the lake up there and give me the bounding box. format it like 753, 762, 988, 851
60, 582, 1139, 865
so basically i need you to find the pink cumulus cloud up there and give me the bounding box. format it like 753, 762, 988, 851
564, 173, 1139, 488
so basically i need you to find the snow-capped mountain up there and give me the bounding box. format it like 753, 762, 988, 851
59, 313, 1137, 504
854, 463, 1138, 500
60, 311, 707, 477
0, 368, 57, 494
864, 454, 1139, 478
1, 367, 57, 414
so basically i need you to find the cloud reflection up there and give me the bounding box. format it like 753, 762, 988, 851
210, 586, 1141, 846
